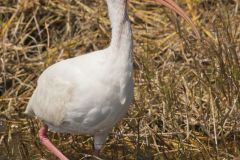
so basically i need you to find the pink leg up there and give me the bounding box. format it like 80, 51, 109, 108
39, 125, 69, 160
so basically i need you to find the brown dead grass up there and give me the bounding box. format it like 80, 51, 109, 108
0, 0, 240, 159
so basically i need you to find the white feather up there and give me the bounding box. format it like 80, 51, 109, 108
25, 0, 133, 149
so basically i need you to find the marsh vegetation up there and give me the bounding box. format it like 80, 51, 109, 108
0, 0, 239, 159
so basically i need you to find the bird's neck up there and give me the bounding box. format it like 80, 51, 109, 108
106, 0, 133, 63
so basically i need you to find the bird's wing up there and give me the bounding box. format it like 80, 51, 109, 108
25, 50, 108, 127
25, 65, 75, 126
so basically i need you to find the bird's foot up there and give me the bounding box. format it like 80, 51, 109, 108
93, 149, 101, 158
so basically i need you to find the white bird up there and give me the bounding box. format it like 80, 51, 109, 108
25, 0, 199, 159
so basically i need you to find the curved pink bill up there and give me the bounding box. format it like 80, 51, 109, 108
154, 0, 200, 39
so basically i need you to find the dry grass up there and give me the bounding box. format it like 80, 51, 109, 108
0, 0, 240, 159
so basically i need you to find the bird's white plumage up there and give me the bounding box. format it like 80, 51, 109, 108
26, 48, 133, 132
25, 0, 134, 147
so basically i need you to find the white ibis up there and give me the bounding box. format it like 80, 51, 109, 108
25, 0, 199, 159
